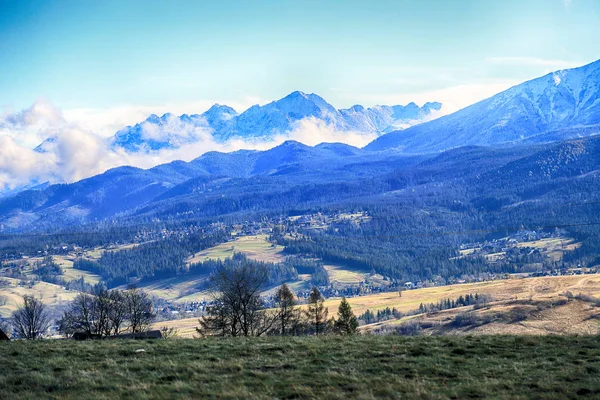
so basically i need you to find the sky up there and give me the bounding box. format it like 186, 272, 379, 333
0, 0, 599, 190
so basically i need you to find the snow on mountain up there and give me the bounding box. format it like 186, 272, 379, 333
366, 59, 600, 153
108, 91, 441, 152
339, 101, 442, 133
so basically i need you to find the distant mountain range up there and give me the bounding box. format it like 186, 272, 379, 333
3, 134, 600, 232
367, 59, 600, 152
110, 91, 442, 152
5, 59, 600, 231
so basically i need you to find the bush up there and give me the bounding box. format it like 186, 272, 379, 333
453, 311, 479, 327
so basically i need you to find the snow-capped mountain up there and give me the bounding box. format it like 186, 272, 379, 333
340, 101, 442, 133
111, 105, 238, 152
109, 91, 441, 152
367, 59, 600, 152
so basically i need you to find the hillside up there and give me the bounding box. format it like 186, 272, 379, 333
4, 133, 600, 232
153, 274, 600, 338
366, 59, 600, 152
1, 336, 599, 399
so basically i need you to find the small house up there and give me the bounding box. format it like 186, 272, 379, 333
0, 328, 10, 341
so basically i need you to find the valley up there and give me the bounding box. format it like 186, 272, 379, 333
2, 59, 600, 344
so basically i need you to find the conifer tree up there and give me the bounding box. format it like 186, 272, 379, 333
274, 283, 299, 335
334, 297, 358, 335
305, 286, 329, 335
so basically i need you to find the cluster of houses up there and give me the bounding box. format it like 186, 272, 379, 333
155, 299, 208, 318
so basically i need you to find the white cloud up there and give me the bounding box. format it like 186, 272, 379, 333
563, 0, 572, 9
0, 98, 381, 191
0, 136, 58, 189
0, 99, 65, 148
62, 97, 262, 138
278, 117, 377, 148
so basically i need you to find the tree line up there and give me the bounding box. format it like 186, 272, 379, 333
197, 261, 358, 337
2, 285, 155, 340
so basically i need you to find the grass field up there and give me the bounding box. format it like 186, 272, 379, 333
324, 264, 366, 285
187, 234, 285, 265
129, 273, 212, 303
52, 255, 102, 285
0, 277, 78, 318
1, 336, 599, 399
150, 274, 600, 337
321, 274, 600, 316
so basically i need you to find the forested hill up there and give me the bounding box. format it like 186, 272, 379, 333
1, 135, 600, 234
2, 135, 600, 288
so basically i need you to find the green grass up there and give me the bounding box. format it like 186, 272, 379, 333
1, 336, 600, 399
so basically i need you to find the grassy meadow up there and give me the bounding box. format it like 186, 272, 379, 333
187, 234, 285, 265
1, 336, 600, 399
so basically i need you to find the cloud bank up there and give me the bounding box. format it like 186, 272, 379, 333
0, 100, 378, 192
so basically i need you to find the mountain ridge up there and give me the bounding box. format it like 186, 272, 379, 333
108, 91, 441, 152
366, 59, 600, 152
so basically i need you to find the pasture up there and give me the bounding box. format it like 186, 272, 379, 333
1, 336, 599, 399
0, 277, 78, 318
161, 274, 600, 337
187, 234, 285, 264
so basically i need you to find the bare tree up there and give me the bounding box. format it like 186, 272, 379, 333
107, 290, 129, 335
0, 317, 11, 339
125, 287, 154, 333
58, 292, 99, 337
11, 295, 51, 339
274, 283, 300, 335
93, 286, 113, 336
58, 287, 155, 337
197, 261, 276, 337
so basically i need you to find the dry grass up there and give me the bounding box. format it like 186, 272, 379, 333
0, 277, 78, 318
127, 274, 212, 303
156, 275, 600, 338
324, 264, 366, 285
187, 235, 285, 265
53, 256, 102, 285
361, 275, 600, 335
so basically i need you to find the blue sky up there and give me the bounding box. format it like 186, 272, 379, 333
1, 0, 599, 112
0, 0, 599, 190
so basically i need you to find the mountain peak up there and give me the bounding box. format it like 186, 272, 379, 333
108, 91, 443, 150
205, 103, 237, 114
286, 90, 309, 99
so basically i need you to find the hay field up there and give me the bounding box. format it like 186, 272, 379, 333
0, 277, 78, 318
187, 235, 285, 265
157, 274, 600, 337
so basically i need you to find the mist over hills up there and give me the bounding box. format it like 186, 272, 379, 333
1, 132, 599, 233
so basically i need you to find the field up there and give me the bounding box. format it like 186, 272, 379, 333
52, 255, 102, 285
133, 235, 286, 302
515, 238, 581, 262
458, 237, 581, 263
1, 336, 600, 399
321, 274, 600, 316
161, 274, 600, 337
324, 264, 366, 285
129, 274, 212, 303
0, 277, 78, 318
356, 274, 600, 335
187, 234, 285, 264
